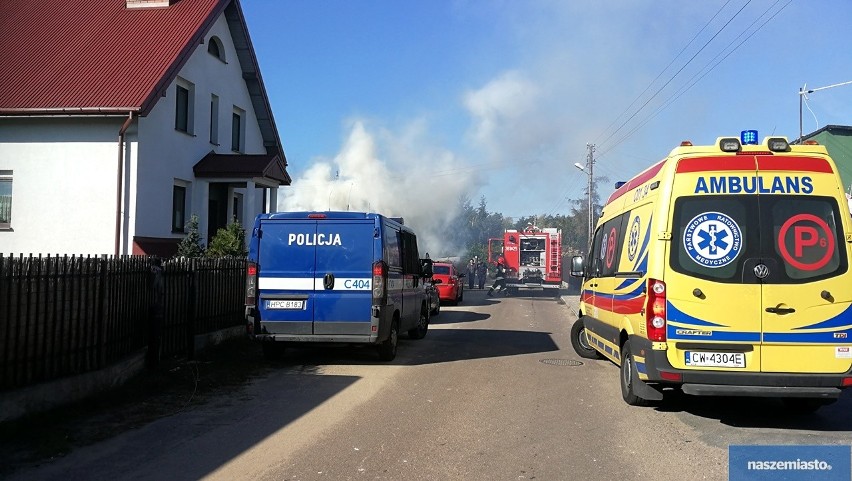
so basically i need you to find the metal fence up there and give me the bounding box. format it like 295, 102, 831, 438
0, 254, 247, 392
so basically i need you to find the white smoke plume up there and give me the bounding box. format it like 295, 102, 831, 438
278, 119, 474, 258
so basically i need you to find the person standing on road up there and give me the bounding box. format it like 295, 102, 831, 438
487, 258, 507, 296
477, 261, 487, 289
467, 259, 476, 289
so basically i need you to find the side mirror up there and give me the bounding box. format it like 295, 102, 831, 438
420, 258, 433, 277
570, 255, 585, 277
458, 273, 466, 278
432, 278, 443, 285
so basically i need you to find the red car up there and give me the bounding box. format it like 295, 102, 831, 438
432, 262, 464, 305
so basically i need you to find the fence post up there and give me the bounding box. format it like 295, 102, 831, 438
146, 257, 165, 368
186, 258, 196, 360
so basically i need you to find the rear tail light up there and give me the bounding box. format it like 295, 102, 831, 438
245, 262, 258, 307
372, 261, 387, 304
646, 278, 666, 342
842, 377, 852, 387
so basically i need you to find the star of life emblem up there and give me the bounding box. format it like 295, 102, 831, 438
683, 212, 742, 268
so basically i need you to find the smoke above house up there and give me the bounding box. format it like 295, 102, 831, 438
277, 119, 474, 258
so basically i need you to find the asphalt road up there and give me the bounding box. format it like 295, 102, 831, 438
8, 291, 852, 480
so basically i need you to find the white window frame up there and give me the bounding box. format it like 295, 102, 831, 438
210, 94, 219, 145
231, 106, 245, 153
0, 170, 12, 230
175, 77, 196, 135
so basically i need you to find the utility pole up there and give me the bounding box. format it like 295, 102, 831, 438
585, 143, 595, 250
573, 144, 596, 253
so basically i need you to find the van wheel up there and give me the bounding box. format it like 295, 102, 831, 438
570, 319, 602, 359
377, 321, 399, 361
781, 398, 835, 414
408, 308, 429, 340
261, 342, 285, 360
620, 341, 651, 406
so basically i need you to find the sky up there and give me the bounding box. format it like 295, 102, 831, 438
240, 0, 852, 255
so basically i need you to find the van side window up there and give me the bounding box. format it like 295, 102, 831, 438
384, 224, 402, 269
590, 216, 626, 278
399, 231, 421, 275
589, 227, 604, 278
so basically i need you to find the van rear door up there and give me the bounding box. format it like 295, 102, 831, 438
665, 156, 763, 373
257, 217, 375, 337
756, 155, 852, 374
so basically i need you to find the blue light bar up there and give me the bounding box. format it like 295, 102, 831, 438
741, 130, 758, 145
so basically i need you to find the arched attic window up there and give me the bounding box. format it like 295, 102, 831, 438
207, 36, 226, 62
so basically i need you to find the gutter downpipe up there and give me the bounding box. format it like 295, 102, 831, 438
115, 112, 135, 256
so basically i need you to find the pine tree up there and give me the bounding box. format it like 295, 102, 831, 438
175, 214, 205, 258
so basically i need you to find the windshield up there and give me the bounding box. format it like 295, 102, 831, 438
670, 195, 846, 284
433, 265, 451, 275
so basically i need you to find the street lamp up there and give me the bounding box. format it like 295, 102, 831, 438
799, 80, 852, 142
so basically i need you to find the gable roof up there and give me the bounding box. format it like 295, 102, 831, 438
0, 0, 286, 159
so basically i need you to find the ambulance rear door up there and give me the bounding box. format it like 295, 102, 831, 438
756, 155, 852, 374
665, 155, 763, 373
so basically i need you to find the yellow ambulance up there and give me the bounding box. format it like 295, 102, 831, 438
570, 132, 852, 412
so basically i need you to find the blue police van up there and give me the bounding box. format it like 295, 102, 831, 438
244, 211, 433, 361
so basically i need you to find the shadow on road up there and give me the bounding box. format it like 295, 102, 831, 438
655, 388, 852, 431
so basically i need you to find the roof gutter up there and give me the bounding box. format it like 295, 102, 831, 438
115, 112, 135, 256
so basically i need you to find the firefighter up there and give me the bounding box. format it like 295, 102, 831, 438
487, 258, 507, 296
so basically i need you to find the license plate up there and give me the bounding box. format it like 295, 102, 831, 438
266, 300, 304, 310
685, 351, 745, 368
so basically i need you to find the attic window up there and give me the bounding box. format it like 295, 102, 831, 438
207, 36, 226, 62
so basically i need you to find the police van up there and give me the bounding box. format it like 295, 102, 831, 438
570, 132, 852, 412
244, 211, 433, 361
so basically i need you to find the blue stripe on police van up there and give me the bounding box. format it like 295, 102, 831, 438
258, 277, 372, 291
635, 361, 647, 374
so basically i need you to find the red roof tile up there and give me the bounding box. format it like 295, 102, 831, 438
0, 0, 226, 114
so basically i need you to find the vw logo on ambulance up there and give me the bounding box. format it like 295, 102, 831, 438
683, 211, 742, 268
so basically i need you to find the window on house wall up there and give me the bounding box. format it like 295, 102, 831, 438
210, 94, 219, 145
0, 171, 12, 229
233, 192, 243, 225
231, 107, 245, 152
207, 36, 225, 62
175, 78, 195, 134
172, 184, 187, 233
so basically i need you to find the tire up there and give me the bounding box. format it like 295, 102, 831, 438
408, 307, 429, 340
781, 398, 835, 414
620, 341, 651, 406
261, 342, 285, 360
570, 319, 602, 359
377, 320, 399, 361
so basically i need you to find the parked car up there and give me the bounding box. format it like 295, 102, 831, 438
425, 278, 440, 315
432, 262, 464, 305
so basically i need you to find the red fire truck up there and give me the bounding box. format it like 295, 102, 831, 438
488, 224, 563, 294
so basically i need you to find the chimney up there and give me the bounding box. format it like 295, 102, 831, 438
126, 0, 174, 8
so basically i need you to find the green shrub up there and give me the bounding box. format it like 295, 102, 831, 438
206, 218, 247, 258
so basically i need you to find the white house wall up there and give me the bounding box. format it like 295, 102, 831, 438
134, 13, 268, 245
0, 117, 132, 256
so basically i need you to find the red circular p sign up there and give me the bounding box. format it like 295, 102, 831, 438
605, 227, 618, 269
777, 214, 835, 271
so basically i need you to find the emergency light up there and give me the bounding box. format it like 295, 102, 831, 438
741, 130, 758, 145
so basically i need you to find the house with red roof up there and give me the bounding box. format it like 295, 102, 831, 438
0, 0, 290, 256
